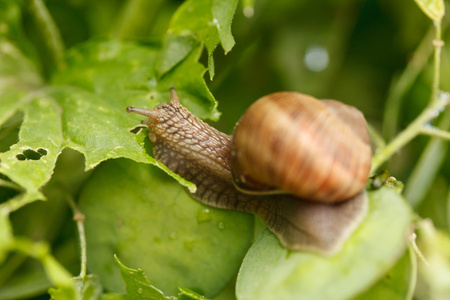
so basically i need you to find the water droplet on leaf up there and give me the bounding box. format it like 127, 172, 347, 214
196, 208, 212, 224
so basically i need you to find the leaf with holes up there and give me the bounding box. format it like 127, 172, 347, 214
0, 37, 220, 199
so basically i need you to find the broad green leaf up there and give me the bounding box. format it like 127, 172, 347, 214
1, 38, 224, 199
52, 39, 218, 120
156, 43, 220, 120
164, 0, 239, 79
236, 186, 412, 300
414, 0, 445, 22
352, 249, 413, 300
79, 159, 254, 297
155, 34, 198, 78
0, 93, 62, 195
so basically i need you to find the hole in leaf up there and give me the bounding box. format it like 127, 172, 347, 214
37, 148, 48, 156
16, 154, 26, 161
16, 148, 48, 161
129, 125, 146, 134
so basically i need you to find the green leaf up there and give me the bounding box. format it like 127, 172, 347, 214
352, 249, 413, 300
212, 0, 238, 53
1, 38, 223, 200
0, 92, 63, 195
115, 256, 208, 300
155, 35, 198, 78
177, 288, 207, 300
115, 255, 175, 300
156, 43, 220, 120
165, 0, 238, 79
79, 159, 254, 297
414, 0, 445, 22
236, 186, 412, 300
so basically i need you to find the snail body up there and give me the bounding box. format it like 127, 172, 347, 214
127, 89, 371, 254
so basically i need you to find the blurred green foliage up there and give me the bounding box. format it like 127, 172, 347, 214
0, 0, 450, 299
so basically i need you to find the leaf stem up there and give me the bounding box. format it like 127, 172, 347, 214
29, 0, 66, 71
371, 22, 448, 173
66, 195, 87, 279
420, 125, 450, 140
0, 191, 44, 215
0, 179, 24, 192
371, 93, 448, 173
13, 238, 73, 287
431, 21, 443, 103
404, 108, 450, 207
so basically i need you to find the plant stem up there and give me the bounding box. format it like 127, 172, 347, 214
420, 126, 450, 140
0, 191, 44, 215
66, 195, 87, 279
431, 21, 443, 103
0, 179, 24, 192
371, 21, 448, 173
404, 108, 450, 207
29, 0, 66, 71
371, 94, 448, 173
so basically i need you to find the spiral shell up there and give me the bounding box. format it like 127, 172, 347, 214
231, 92, 372, 203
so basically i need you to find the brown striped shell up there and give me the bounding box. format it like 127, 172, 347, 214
231, 92, 372, 203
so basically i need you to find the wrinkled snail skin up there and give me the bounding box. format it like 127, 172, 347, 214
126, 89, 371, 255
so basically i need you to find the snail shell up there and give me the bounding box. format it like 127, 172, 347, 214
231, 92, 372, 203
126, 89, 371, 254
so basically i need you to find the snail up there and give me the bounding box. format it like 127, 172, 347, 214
126, 88, 372, 254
